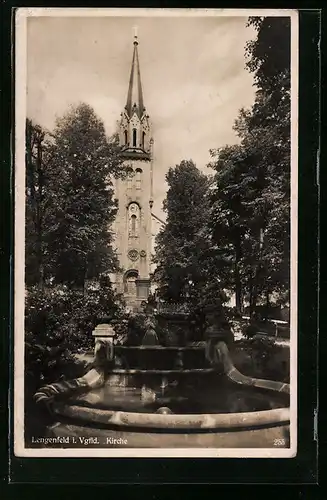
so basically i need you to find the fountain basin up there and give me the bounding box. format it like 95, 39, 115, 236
39, 375, 290, 449
33, 341, 290, 449
44, 404, 290, 449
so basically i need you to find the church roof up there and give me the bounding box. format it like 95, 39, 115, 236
125, 34, 145, 119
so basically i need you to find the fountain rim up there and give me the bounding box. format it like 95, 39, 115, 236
85, 345, 206, 356
51, 404, 290, 431
103, 368, 215, 374
115, 345, 205, 350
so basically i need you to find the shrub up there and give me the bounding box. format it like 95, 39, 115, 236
25, 282, 123, 385
124, 313, 147, 346
243, 322, 259, 339
249, 336, 287, 380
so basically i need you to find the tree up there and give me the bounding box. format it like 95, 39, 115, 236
243, 17, 290, 313
153, 160, 211, 305
208, 17, 291, 318
153, 161, 232, 341
245, 17, 290, 96
45, 103, 127, 288
24, 104, 129, 386
208, 144, 254, 313
25, 119, 52, 287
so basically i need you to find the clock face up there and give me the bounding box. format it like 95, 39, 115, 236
128, 249, 139, 261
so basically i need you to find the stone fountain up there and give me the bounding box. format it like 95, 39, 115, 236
33, 310, 290, 449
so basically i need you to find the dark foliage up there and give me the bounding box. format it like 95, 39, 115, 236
208, 17, 290, 318
25, 280, 122, 385
25, 104, 128, 385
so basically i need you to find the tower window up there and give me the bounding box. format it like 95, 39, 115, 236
142, 131, 146, 149
131, 214, 137, 235
124, 130, 128, 145
136, 168, 142, 190
128, 202, 140, 238
132, 129, 137, 147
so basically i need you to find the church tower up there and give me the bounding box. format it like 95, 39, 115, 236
113, 32, 154, 311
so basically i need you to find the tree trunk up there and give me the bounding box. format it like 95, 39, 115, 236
36, 139, 44, 290
249, 275, 257, 320
37, 238, 44, 290
265, 290, 270, 321
83, 266, 88, 297
235, 263, 243, 314
250, 275, 258, 320
234, 239, 243, 314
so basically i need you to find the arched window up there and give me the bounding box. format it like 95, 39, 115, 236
132, 128, 137, 147
124, 270, 139, 296
128, 202, 140, 238
142, 131, 146, 149
135, 168, 142, 190
131, 214, 137, 235
124, 130, 128, 145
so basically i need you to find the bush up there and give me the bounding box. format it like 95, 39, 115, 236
124, 313, 147, 346
249, 336, 288, 380
242, 322, 259, 339
25, 282, 123, 385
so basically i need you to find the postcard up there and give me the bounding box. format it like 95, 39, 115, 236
14, 8, 298, 458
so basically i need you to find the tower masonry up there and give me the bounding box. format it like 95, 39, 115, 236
112, 33, 154, 310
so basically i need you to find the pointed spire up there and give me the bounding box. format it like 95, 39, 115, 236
125, 28, 145, 119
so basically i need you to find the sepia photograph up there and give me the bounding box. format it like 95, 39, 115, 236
14, 8, 298, 458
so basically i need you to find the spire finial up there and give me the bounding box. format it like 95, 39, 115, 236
133, 25, 138, 44
125, 27, 144, 118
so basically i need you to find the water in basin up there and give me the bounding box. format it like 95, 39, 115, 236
68, 374, 289, 415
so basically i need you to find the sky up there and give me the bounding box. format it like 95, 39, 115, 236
26, 14, 257, 226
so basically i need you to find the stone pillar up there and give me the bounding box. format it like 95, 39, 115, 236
136, 278, 150, 298
136, 278, 150, 303
92, 323, 116, 365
